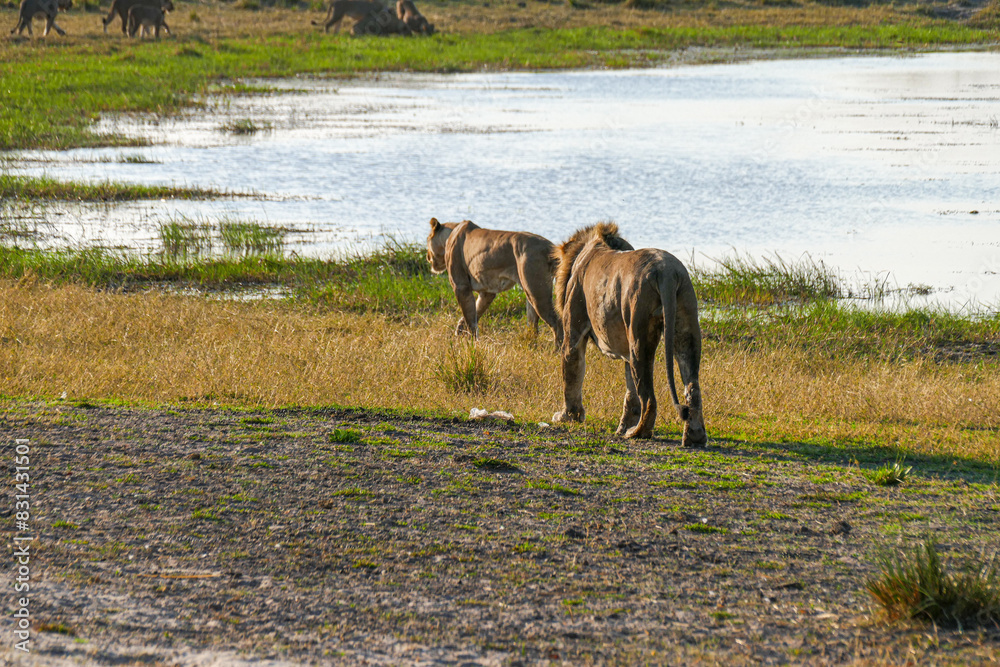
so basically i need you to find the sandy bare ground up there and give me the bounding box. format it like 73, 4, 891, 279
1, 400, 998, 665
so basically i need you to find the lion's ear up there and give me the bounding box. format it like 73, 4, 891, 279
429, 217, 440, 231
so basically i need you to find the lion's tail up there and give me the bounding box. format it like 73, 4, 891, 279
661, 273, 689, 422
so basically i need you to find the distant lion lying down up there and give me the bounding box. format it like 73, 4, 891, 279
551, 222, 707, 446
426, 218, 563, 345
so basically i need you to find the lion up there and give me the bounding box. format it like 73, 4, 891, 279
10, 0, 71, 37
396, 0, 434, 35
127, 4, 169, 38
551, 222, 706, 446
350, 6, 410, 35
102, 0, 172, 35
311, 0, 386, 33
427, 218, 563, 345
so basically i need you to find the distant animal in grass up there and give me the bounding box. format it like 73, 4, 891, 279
396, 0, 433, 35
127, 4, 169, 38
9, 0, 71, 37
102, 0, 173, 35
350, 5, 411, 35
551, 222, 706, 446
311, 0, 389, 33
426, 217, 563, 345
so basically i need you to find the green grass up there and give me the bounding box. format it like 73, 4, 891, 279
329, 428, 363, 444
691, 253, 886, 305
867, 461, 914, 486
706, 299, 1000, 360
219, 220, 285, 257
2, 23, 998, 150
2, 241, 997, 360
0, 173, 225, 201
156, 218, 286, 260
867, 541, 1000, 628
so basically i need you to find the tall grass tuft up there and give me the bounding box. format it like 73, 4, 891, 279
867, 541, 1000, 628
867, 460, 912, 486
218, 220, 285, 257
434, 342, 497, 395
158, 220, 213, 261
692, 253, 860, 305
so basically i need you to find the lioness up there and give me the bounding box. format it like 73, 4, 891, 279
127, 4, 169, 38
311, 0, 384, 33
427, 218, 563, 345
396, 0, 433, 35
551, 222, 706, 446
10, 0, 71, 37
351, 6, 410, 35
102, 0, 173, 35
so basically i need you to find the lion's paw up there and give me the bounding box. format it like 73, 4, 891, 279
552, 409, 583, 424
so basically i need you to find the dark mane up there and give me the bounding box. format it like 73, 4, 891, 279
552, 222, 632, 312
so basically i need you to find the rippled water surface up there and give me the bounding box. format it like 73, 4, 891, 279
6, 51, 1000, 306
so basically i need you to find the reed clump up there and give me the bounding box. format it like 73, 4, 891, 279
0, 174, 225, 201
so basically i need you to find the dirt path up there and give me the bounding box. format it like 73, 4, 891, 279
1, 401, 998, 665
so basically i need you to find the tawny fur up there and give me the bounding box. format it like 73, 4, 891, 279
426, 218, 563, 346
395, 0, 434, 35
552, 223, 707, 445
310, 0, 405, 34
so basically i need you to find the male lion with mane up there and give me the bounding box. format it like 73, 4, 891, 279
427, 218, 563, 346
551, 222, 706, 446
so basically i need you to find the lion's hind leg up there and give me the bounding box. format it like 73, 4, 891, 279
553, 309, 590, 425
682, 382, 706, 447
615, 363, 642, 437
674, 279, 706, 446
622, 309, 659, 440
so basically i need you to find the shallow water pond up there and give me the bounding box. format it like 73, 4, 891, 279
5, 51, 1000, 307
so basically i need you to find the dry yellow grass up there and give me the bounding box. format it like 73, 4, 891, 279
2, 281, 998, 463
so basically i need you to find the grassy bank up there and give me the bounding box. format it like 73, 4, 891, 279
1, 1, 998, 150
1, 240, 998, 470
2, 243, 998, 357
